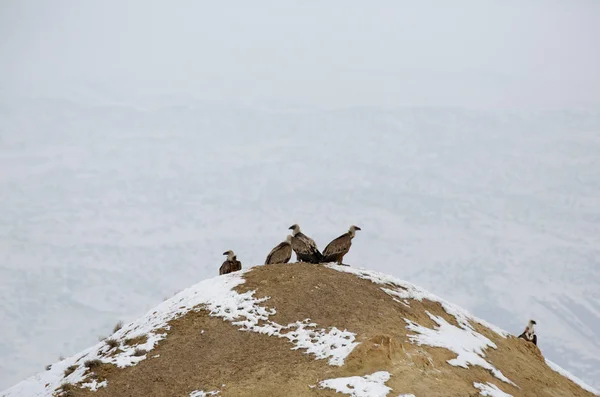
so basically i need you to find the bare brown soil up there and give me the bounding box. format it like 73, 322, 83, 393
70, 263, 596, 397
123, 335, 148, 347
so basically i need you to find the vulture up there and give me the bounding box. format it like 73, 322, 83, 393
219, 250, 242, 275
265, 235, 293, 265
518, 319, 537, 345
322, 225, 361, 265
288, 224, 323, 263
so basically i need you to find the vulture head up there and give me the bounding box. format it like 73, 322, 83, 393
348, 225, 362, 236
223, 250, 236, 260
529, 319, 537, 326
288, 224, 300, 235
285, 234, 293, 244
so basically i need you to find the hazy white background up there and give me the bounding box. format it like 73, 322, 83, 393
1, 0, 599, 391
2, 0, 600, 109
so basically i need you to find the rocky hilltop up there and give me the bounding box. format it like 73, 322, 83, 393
3, 263, 598, 397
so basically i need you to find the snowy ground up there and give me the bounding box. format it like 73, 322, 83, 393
474, 382, 513, 397
2, 267, 364, 397
4, 264, 595, 396
0, 97, 598, 389
318, 371, 392, 397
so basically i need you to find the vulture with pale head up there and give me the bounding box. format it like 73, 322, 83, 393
322, 225, 361, 265
288, 224, 323, 263
518, 319, 537, 345
265, 235, 293, 265
219, 250, 242, 275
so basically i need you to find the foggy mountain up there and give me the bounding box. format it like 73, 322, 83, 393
0, 97, 598, 389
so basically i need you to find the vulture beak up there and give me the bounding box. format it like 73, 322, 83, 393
355, 226, 362, 231
222, 251, 228, 256
288, 225, 294, 230
531, 320, 536, 325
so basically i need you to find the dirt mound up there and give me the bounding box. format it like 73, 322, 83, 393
3, 263, 597, 397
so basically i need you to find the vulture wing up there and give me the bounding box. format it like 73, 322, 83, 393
265, 242, 292, 264
298, 232, 319, 251
322, 233, 351, 261
233, 259, 242, 272
219, 260, 232, 275
291, 234, 323, 263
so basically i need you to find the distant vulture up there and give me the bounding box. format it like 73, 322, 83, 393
322, 225, 361, 265
518, 319, 537, 345
220, 250, 242, 275
265, 235, 293, 265
288, 224, 323, 263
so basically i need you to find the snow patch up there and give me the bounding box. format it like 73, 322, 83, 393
189, 391, 219, 397
210, 292, 359, 366
280, 321, 358, 365
405, 312, 514, 386
318, 371, 392, 397
327, 264, 509, 337
79, 380, 108, 391
545, 359, 599, 396
473, 382, 513, 397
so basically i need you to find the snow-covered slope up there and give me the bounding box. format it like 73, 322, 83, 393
0, 97, 599, 389
1, 263, 596, 397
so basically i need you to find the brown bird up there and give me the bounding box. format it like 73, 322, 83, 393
219, 250, 242, 275
288, 224, 323, 263
265, 235, 293, 265
518, 319, 537, 345
322, 225, 361, 266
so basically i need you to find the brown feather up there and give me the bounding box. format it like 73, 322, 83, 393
291, 232, 323, 263
265, 241, 292, 265
297, 232, 318, 251
231, 258, 242, 272
322, 232, 352, 263
219, 256, 242, 275
219, 260, 233, 275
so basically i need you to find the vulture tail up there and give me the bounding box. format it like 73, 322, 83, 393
313, 249, 324, 263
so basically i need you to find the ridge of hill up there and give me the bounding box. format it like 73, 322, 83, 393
2, 263, 598, 397
2, 101, 599, 390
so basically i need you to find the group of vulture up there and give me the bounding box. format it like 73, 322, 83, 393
218, 225, 542, 348
219, 224, 361, 275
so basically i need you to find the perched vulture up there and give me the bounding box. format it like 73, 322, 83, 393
518, 319, 537, 345
220, 250, 242, 275
265, 235, 293, 265
288, 224, 323, 263
322, 225, 361, 265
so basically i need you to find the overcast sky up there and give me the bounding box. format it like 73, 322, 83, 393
1, 0, 599, 108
